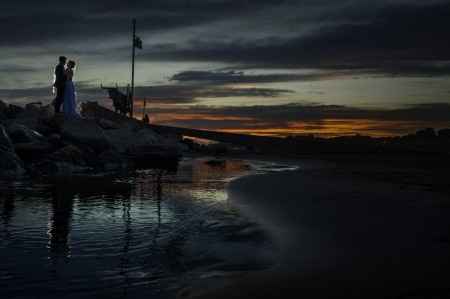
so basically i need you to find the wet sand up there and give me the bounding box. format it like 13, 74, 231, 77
183, 160, 450, 298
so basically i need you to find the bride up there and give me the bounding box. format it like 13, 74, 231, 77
63, 60, 80, 118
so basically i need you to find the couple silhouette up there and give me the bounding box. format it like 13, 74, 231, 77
53, 56, 79, 118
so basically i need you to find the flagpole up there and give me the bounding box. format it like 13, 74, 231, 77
131, 18, 136, 118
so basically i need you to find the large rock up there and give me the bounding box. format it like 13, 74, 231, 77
104, 127, 160, 154
6, 123, 52, 162
61, 119, 111, 152
104, 126, 181, 169
39, 104, 54, 119
4, 103, 55, 135
0, 150, 26, 178
52, 144, 87, 166
0, 100, 7, 119
97, 118, 120, 130
6, 104, 39, 130
7, 123, 44, 144
29, 144, 92, 177
0, 124, 13, 152
0, 125, 25, 178
14, 141, 54, 164
25, 102, 42, 113
6, 104, 24, 119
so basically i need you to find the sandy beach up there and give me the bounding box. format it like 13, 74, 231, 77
183, 158, 450, 298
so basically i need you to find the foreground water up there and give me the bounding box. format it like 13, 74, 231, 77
0, 157, 297, 299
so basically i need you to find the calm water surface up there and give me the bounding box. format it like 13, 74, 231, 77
0, 158, 296, 299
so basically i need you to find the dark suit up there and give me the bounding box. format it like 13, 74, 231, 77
53, 63, 67, 113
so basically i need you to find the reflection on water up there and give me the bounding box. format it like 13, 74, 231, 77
48, 188, 74, 260
0, 158, 285, 299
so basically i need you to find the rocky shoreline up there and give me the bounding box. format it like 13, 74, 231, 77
0, 100, 183, 179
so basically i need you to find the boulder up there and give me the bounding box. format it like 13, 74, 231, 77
5, 103, 55, 134
0, 150, 26, 178
5, 123, 52, 162
51, 144, 87, 166
104, 127, 160, 154
14, 141, 53, 156
61, 119, 111, 152
6, 104, 24, 119
0, 124, 13, 152
7, 123, 44, 144
0, 125, 25, 178
104, 126, 181, 170
29, 144, 93, 177
7, 105, 39, 130
97, 118, 120, 130
47, 133, 62, 146
0, 100, 7, 119
42, 113, 65, 134
37, 104, 55, 125
25, 102, 42, 114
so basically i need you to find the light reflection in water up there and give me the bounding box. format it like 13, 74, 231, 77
0, 158, 285, 299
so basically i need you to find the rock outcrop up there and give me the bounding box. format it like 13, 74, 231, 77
0, 125, 25, 178
0, 100, 8, 120
7, 123, 44, 144
104, 126, 160, 153
61, 118, 111, 152
0, 100, 182, 179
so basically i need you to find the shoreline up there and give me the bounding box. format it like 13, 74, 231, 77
182, 158, 450, 298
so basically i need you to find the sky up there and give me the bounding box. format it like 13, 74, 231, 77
1, 0, 450, 137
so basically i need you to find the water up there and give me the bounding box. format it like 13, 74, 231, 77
0, 158, 295, 299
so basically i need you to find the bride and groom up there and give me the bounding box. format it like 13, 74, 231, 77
53, 56, 79, 118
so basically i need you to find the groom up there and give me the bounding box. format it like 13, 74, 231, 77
53, 56, 67, 113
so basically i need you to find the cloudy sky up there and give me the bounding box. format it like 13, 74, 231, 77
1, 0, 450, 137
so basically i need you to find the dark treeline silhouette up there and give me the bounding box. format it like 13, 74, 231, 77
282, 127, 450, 155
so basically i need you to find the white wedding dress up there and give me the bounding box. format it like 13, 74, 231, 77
63, 69, 80, 118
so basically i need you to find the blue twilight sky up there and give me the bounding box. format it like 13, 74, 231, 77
1, 0, 450, 136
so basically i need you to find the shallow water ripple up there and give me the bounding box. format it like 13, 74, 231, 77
0, 158, 287, 298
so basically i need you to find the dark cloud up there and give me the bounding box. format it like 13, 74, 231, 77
133, 84, 292, 102
0, 65, 38, 73
143, 2, 450, 75
0, 0, 284, 46
169, 70, 357, 84
2, 0, 450, 83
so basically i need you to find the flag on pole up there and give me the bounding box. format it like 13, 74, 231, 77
134, 36, 143, 49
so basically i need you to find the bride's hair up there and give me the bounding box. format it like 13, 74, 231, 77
68, 60, 76, 69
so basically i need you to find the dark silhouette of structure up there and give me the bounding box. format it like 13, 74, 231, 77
130, 18, 143, 118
